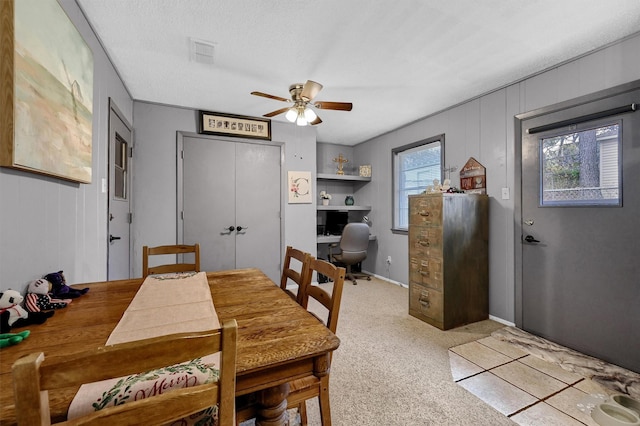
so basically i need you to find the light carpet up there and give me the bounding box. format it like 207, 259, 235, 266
296, 276, 515, 425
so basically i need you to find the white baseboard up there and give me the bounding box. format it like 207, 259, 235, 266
366, 271, 408, 288
489, 315, 515, 327
368, 272, 516, 327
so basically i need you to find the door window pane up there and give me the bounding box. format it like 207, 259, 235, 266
540, 122, 620, 206
114, 133, 127, 199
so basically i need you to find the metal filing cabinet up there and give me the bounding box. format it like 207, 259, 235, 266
408, 193, 489, 330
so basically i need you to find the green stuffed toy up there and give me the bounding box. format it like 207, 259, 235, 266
0, 330, 30, 348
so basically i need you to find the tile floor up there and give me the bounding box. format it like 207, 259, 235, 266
450, 336, 618, 426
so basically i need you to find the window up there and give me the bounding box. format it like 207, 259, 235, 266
392, 135, 444, 232
114, 133, 128, 199
540, 121, 621, 206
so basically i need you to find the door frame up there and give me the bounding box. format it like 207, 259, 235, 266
513, 79, 640, 327
107, 98, 134, 279
175, 131, 286, 271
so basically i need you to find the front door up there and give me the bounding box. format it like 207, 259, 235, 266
107, 101, 132, 280
180, 135, 282, 283
519, 85, 640, 372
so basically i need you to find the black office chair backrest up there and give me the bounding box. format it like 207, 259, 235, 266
338, 223, 370, 264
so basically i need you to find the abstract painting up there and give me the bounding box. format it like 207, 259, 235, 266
1, 0, 94, 183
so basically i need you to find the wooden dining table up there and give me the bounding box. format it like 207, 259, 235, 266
0, 268, 340, 425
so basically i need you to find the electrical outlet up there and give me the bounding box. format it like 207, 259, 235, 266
386, 256, 392, 264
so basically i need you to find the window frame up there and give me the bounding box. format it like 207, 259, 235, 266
537, 119, 622, 208
391, 134, 444, 234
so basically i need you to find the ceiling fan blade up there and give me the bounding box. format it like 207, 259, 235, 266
251, 91, 291, 103
300, 80, 323, 102
313, 101, 353, 111
310, 115, 323, 125
263, 107, 291, 117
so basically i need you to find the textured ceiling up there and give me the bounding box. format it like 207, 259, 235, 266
77, 0, 640, 145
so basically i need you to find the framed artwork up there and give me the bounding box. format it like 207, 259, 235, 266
0, 0, 94, 183
359, 164, 372, 177
198, 110, 271, 141
288, 171, 312, 204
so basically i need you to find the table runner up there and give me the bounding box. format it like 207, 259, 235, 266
68, 272, 221, 421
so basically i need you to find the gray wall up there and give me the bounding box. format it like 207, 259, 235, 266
352, 33, 640, 324
0, 0, 132, 292
131, 102, 318, 278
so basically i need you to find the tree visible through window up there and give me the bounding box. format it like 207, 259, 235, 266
393, 135, 443, 231
541, 122, 620, 206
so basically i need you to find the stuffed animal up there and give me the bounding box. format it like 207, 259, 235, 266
0, 289, 54, 333
24, 278, 71, 313
44, 271, 89, 299
0, 330, 30, 349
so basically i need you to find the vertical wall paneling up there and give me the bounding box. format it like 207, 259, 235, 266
0, 0, 133, 292
131, 102, 317, 279
356, 33, 640, 324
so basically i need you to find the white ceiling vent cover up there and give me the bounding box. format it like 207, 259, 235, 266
190, 38, 215, 64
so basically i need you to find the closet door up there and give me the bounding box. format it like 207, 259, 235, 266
181, 135, 282, 282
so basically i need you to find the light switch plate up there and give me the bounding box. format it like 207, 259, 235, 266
501, 187, 510, 200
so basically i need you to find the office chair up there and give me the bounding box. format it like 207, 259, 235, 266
329, 222, 372, 285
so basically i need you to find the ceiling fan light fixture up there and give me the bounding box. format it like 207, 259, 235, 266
303, 107, 317, 122
296, 112, 308, 126
285, 108, 298, 123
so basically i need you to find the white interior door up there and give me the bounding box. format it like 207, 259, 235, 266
107, 102, 132, 280
519, 87, 640, 372
181, 135, 282, 283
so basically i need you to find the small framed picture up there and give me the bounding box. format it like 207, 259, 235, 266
288, 171, 312, 204
359, 165, 372, 177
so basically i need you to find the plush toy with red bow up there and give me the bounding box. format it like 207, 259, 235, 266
24, 278, 71, 313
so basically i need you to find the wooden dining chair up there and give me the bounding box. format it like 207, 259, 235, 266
235, 260, 344, 426
280, 245, 313, 304
12, 320, 238, 426
142, 243, 200, 277
289, 258, 346, 426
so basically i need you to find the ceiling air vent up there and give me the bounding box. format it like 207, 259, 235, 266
190, 38, 215, 65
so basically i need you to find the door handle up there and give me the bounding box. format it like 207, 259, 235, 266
236, 226, 247, 232
524, 235, 540, 243
224, 226, 235, 232
109, 235, 121, 243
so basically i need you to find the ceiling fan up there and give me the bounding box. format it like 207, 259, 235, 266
251, 80, 353, 126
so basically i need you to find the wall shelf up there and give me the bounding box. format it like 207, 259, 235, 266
317, 173, 371, 182
317, 205, 371, 211
316, 171, 371, 245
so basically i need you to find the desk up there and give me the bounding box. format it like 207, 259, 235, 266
317, 234, 377, 244
0, 268, 339, 426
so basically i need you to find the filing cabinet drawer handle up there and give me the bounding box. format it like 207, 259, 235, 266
418, 239, 430, 247
419, 211, 430, 216
419, 294, 430, 308
418, 268, 430, 277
